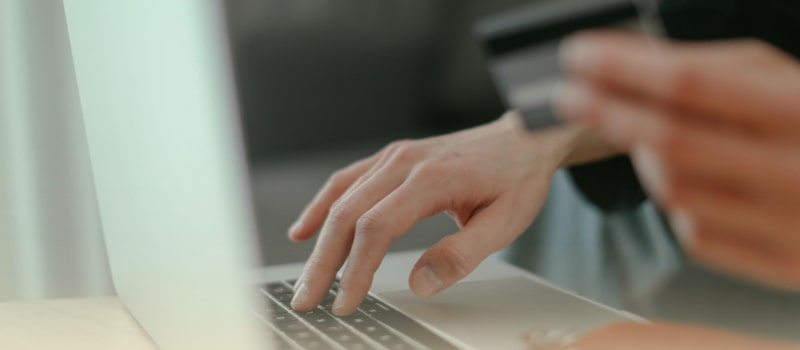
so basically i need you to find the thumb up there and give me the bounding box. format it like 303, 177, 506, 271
408, 200, 519, 297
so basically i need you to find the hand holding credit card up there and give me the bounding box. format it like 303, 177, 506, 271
477, 0, 662, 130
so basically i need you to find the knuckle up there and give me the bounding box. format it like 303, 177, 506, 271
328, 200, 355, 225
304, 256, 339, 275
386, 141, 420, 165
666, 62, 704, 102
384, 139, 413, 154
355, 213, 386, 236
410, 161, 445, 179
652, 131, 682, 166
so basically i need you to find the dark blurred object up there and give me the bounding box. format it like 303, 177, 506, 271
477, 0, 648, 131
225, 0, 537, 163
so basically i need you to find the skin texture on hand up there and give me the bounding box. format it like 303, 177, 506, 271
526, 322, 800, 350
557, 32, 800, 291
287, 112, 593, 316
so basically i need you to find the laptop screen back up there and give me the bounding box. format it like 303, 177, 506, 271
63, 1, 269, 349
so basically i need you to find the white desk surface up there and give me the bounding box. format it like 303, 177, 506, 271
0, 298, 157, 350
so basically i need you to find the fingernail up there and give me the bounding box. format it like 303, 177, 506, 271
412, 265, 443, 298
331, 288, 349, 316
291, 282, 309, 309
556, 82, 595, 122
670, 209, 695, 248
560, 35, 601, 73
631, 146, 666, 200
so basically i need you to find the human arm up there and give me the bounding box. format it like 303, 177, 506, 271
565, 0, 800, 214
288, 111, 618, 316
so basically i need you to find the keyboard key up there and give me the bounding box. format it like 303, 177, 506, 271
259, 279, 460, 350
268, 305, 290, 315
338, 311, 416, 348
340, 311, 377, 328
329, 333, 371, 350
367, 308, 459, 350
359, 299, 392, 316
347, 343, 370, 350
271, 313, 295, 324
265, 282, 293, 296
320, 323, 348, 334
290, 330, 314, 341
319, 292, 337, 311
297, 308, 323, 319
375, 333, 401, 344
273, 293, 295, 305
291, 334, 329, 350
297, 308, 342, 329
386, 343, 413, 350
275, 320, 308, 333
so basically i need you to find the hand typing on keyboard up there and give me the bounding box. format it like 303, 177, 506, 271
262, 280, 458, 350
285, 112, 609, 316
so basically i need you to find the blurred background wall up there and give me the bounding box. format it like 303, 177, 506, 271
228, 0, 530, 160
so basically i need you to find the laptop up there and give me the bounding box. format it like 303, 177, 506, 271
63, 1, 639, 349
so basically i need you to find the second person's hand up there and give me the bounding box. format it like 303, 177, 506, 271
525, 322, 800, 350
288, 111, 597, 316
558, 31, 800, 291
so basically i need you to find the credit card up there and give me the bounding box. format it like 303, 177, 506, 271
476, 0, 662, 130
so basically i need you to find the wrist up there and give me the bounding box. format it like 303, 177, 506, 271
502, 111, 620, 171
561, 125, 623, 166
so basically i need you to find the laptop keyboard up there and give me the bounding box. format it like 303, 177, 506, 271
259, 280, 459, 350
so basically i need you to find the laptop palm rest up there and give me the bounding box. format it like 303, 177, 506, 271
379, 277, 636, 350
